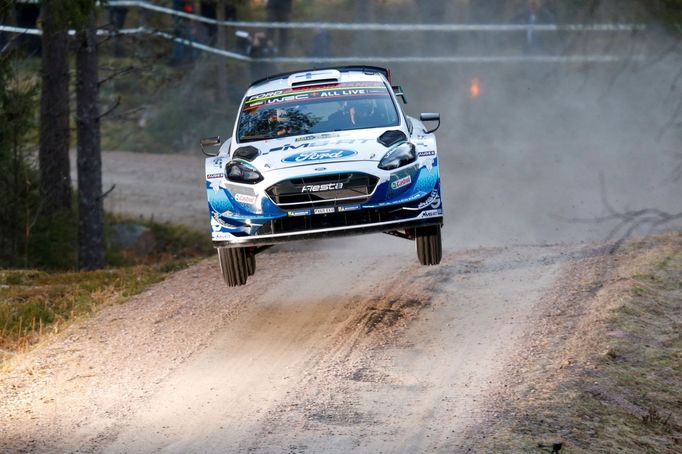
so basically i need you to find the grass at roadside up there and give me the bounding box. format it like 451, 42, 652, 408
0, 218, 213, 360
481, 232, 681, 453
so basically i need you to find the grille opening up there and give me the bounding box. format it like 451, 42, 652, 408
266, 173, 379, 208
288, 173, 351, 185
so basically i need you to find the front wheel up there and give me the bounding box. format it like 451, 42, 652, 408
217, 247, 249, 287
416, 225, 442, 266
247, 251, 256, 276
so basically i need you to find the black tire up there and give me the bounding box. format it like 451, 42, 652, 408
217, 247, 249, 286
416, 225, 443, 266
247, 252, 256, 276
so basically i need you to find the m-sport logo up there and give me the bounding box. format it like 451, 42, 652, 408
282, 149, 357, 163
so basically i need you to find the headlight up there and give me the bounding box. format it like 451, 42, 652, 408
378, 142, 416, 170
225, 160, 263, 184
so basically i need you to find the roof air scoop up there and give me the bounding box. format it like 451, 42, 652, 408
288, 69, 341, 88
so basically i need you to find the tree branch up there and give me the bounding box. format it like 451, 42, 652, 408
98, 65, 135, 87
96, 96, 121, 120
97, 184, 116, 201
555, 172, 682, 252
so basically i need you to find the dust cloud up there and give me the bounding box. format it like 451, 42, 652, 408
111, 1, 681, 253
323, 5, 681, 252
406, 57, 680, 248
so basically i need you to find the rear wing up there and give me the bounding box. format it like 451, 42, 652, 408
250, 65, 392, 88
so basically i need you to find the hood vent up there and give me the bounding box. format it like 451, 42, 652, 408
377, 130, 407, 147
232, 145, 259, 161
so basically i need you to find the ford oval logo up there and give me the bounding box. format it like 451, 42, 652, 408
282, 149, 357, 163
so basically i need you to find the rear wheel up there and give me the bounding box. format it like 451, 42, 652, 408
416, 225, 442, 265
217, 247, 249, 287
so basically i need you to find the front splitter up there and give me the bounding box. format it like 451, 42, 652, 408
212, 217, 443, 248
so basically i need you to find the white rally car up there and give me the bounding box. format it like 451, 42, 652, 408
201, 66, 443, 286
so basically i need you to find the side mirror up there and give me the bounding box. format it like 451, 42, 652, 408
200, 136, 221, 156
420, 113, 440, 134
392, 85, 407, 104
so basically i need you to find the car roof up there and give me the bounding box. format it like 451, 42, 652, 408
245, 66, 392, 97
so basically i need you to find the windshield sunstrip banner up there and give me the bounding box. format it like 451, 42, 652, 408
243, 82, 389, 111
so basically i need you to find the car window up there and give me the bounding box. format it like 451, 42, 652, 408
237, 81, 399, 142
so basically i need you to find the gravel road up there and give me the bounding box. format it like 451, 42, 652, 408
0, 235, 615, 453
70, 151, 208, 227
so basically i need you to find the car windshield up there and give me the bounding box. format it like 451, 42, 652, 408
237, 81, 400, 142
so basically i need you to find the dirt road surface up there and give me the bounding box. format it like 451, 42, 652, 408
70, 151, 208, 227
0, 234, 615, 452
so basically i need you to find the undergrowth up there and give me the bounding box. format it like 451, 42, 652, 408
0, 216, 214, 359
481, 232, 682, 453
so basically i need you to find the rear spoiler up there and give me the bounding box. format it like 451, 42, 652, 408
250, 65, 392, 87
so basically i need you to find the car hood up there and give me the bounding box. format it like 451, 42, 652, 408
240, 129, 394, 172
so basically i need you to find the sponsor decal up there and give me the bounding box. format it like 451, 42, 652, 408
391, 175, 412, 190
212, 157, 224, 167
234, 193, 257, 204
212, 231, 234, 240
318, 88, 367, 97
207, 173, 223, 179
282, 149, 357, 163
419, 209, 442, 218
301, 182, 343, 193
267, 138, 372, 154
287, 209, 311, 217
295, 133, 340, 142
417, 191, 442, 210
337, 204, 361, 212
417, 150, 436, 157
313, 207, 335, 215
252, 93, 308, 107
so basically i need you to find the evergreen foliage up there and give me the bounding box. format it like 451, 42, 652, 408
0, 51, 42, 267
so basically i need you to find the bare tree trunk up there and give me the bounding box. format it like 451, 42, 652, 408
76, 10, 106, 270
39, 0, 72, 211
216, 0, 228, 101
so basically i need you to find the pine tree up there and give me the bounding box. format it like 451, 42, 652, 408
76, 8, 106, 270
39, 0, 72, 212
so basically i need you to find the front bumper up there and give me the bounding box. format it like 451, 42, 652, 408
207, 158, 442, 246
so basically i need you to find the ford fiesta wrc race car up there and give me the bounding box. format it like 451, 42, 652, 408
201, 66, 443, 286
